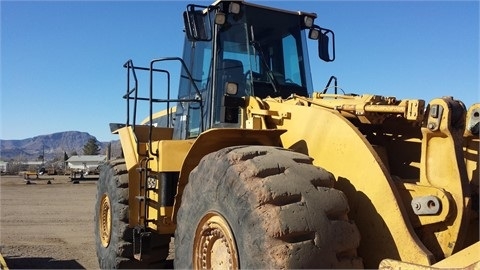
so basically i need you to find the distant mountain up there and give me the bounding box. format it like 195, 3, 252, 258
0, 131, 121, 161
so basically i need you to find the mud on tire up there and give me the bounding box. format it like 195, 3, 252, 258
175, 146, 363, 269
94, 159, 171, 269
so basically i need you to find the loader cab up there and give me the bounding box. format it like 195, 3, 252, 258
173, 1, 333, 139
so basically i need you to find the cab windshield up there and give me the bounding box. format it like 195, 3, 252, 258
216, 3, 313, 99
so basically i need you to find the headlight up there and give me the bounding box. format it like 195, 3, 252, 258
229, 2, 241, 14
215, 12, 226, 25
303, 16, 314, 28
308, 28, 319, 40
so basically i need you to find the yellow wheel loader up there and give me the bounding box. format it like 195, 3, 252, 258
94, 1, 479, 268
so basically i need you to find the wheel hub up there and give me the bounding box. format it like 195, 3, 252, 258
194, 212, 239, 269
99, 193, 112, 248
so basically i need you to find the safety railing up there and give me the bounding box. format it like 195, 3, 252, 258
123, 58, 203, 157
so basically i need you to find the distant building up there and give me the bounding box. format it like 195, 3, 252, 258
0, 161, 7, 173
66, 155, 106, 172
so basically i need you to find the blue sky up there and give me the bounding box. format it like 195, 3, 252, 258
1, 1, 478, 142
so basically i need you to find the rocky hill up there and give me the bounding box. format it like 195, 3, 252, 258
0, 131, 120, 161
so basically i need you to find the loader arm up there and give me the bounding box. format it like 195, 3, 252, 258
245, 94, 478, 267
255, 96, 434, 268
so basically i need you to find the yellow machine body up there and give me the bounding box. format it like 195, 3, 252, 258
103, 1, 478, 268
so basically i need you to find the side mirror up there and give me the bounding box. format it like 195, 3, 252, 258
183, 4, 212, 41
319, 29, 335, 62
309, 26, 335, 62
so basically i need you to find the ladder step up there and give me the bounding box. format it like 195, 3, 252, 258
133, 227, 151, 261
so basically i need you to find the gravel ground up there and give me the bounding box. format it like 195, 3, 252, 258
0, 175, 99, 269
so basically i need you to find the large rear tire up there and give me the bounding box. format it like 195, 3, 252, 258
94, 159, 171, 269
175, 146, 363, 269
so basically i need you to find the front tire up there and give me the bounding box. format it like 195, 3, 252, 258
175, 146, 363, 269
94, 159, 171, 269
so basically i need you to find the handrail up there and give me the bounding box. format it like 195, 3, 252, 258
123, 60, 138, 127
151, 57, 203, 98
121, 58, 203, 157
148, 60, 170, 157
148, 57, 204, 156
322, 75, 338, 94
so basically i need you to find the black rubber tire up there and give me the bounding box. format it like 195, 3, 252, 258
94, 159, 172, 269
175, 146, 363, 269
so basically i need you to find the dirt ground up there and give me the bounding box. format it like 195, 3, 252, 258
0, 174, 99, 269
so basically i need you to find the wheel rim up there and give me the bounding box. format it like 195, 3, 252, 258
99, 193, 112, 248
193, 212, 239, 269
